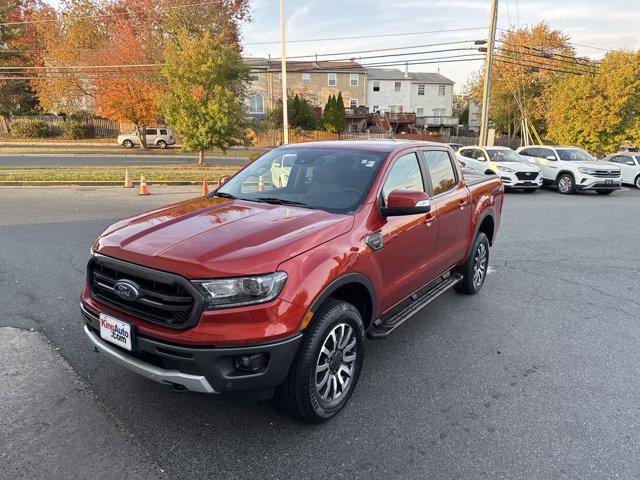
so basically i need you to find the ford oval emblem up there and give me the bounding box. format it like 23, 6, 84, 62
113, 281, 140, 301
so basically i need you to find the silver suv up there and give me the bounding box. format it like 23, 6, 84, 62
117, 127, 176, 149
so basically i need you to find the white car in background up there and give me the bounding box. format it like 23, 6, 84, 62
457, 146, 542, 192
603, 152, 640, 189
516, 145, 621, 195
117, 127, 176, 149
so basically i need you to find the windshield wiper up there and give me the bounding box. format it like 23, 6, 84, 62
252, 197, 310, 207
212, 191, 236, 199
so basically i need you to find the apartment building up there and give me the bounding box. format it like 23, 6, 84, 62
245, 58, 367, 118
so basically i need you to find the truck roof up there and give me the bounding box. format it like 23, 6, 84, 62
278, 139, 448, 153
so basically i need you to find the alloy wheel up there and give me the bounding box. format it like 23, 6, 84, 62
472, 242, 488, 289
315, 322, 358, 403
636, 176, 640, 189
558, 176, 572, 193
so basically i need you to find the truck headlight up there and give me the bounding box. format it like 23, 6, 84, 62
579, 167, 596, 174
497, 165, 514, 173
193, 272, 287, 309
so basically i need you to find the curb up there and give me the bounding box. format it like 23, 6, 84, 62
0, 181, 199, 186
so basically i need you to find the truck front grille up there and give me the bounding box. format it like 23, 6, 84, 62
87, 254, 204, 329
515, 171, 539, 180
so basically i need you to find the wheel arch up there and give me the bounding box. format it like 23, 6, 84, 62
304, 273, 376, 331
556, 170, 575, 183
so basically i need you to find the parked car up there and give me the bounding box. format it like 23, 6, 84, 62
604, 152, 640, 189
82, 140, 504, 422
457, 146, 542, 192
117, 127, 176, 149
516, 146, 622, 195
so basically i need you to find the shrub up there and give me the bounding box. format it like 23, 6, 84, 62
63, 119, 93, 139
10, 119, 54, 138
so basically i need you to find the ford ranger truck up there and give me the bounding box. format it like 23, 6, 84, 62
82, 140, 504, 422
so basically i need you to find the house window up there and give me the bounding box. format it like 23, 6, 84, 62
416, 107, 424, 116
349, 99, 358, 108
302, 73, 310, 85
372, 105, 379, 111
248, 94, 264, 114
328, 73, 337, 86
350, 74, 358, 86
438, 84, 446, 95
249, 72, 259, 81
394, 82, 401, 92
417, 84, 425, 95
373, 81, 380, 92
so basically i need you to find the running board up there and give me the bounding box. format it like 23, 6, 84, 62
367, 272, 463, 340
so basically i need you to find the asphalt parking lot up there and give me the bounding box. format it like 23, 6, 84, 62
1, 185, 639, 479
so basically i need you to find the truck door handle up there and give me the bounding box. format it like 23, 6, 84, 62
424, 213, 434, 226
459, 199, 468, 209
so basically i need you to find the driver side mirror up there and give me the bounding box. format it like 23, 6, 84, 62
627, 160, 635, 165
477, 156, 486, 161
218, 176, 231, 186
546, 155, 557, 161
380, 189, 431, 217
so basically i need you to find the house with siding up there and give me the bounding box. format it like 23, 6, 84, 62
244, 58, 367, 125
366, 66, 457, 132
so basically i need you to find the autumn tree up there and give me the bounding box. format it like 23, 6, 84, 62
470, 22, 582, 139
92, 0, 164, 147
161, 29, 251, 164
31, 0, 105, 113
545, 50, 640, 153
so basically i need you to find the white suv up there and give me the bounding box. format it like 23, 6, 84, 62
603, 152, 640, 189
117, 127, 176, 149
516, 146, 621, 195
457, 146, 542, 192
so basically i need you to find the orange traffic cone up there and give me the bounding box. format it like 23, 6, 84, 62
139, 174, 150, 195
124, 169, 133, 188
201, 176, 209, 197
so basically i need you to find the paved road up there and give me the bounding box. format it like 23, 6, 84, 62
1, 185, 639, 479
0, 153, 248, 166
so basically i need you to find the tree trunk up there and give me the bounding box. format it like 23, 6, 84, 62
140, 125, 148, 149
198, 149, 206, 165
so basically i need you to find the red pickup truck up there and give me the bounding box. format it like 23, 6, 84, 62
82, 140, 503, 422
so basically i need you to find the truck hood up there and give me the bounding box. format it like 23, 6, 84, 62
94, 197, 354, 278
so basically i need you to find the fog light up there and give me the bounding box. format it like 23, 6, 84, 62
234, 353, 268, 373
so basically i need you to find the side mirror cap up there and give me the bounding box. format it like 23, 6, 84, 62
546, 155, 557, 161
627, 160, 635, 165
380, 189, 431, 217
218, 176, 231, 186
477, 156, 486, 161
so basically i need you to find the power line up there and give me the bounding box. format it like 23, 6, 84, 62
245, 27, 488, 45
498, 48, 597, 73
494, 55, 590, 76
498, 41, 598, 67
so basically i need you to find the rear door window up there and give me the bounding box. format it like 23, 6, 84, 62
159, 129, 167, 135
423, 150, 457, 196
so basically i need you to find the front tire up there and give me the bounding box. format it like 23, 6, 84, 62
634, 175, 640, 189
556, 173, 575, 194
455, 232, 489, 295
122, 139, 134, 149
275, 299, 364, 422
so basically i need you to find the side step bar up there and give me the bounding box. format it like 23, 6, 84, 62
367, 272, 463, 340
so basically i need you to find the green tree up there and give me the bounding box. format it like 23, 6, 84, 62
321, 95, 337, 132
545, 50, 640, 153
161, 29, 251, 164
335, 91, 346, 133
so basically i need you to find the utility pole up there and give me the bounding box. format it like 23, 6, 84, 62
479, 0, 498, 146
279, 0, 289, 144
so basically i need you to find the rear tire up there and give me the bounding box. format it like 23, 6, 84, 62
455, 232, 489, 295
596, 190, 614, 195
634, 175, 640, 189
274, 299, 364, 422
156, 140, 167, 149
556, 173, 574, 194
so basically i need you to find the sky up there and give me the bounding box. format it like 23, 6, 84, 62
44, 0, 640, 92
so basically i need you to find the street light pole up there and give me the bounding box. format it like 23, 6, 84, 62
279, 0, 289, 145
479, 0, 498, 146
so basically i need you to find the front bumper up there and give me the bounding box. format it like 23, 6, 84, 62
499, 171, 543, 189
82, 305, 302, 398
575, 175, 622, 190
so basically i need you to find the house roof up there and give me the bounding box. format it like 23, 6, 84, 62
245, 57, 366, 73
366, 68, 454, 85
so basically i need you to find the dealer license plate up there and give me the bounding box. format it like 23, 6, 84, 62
99, 312, 132, 351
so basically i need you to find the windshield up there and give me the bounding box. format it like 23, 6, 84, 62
557, 148, 595, 162
486, 149, 521, 162
217, 147, 387, 214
